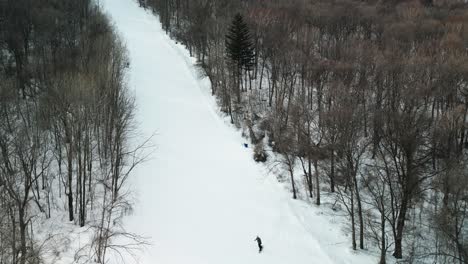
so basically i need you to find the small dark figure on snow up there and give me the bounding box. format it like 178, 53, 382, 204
254, 236, 263, 253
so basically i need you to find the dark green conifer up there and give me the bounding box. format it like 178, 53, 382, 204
226, 13, 255, 71
225, 13, 255, 103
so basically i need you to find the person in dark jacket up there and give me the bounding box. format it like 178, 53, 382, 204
254, 236, 263, 253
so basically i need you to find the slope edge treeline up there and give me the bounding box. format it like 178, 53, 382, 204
0, 0, 141, 263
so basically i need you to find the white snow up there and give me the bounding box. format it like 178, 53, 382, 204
100, 0, 381, 263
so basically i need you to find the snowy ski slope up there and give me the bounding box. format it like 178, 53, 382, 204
101, 0, 379, 263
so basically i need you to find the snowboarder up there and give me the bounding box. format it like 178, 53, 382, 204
254, 236, 263, 253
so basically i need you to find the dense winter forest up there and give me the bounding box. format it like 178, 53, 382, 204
141, 0, 468, 263
0, 0, 143, 263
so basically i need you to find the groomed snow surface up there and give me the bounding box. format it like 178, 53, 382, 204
101, 0, 382, 263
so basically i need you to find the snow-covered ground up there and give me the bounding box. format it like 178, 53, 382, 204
100, 0, 381, 263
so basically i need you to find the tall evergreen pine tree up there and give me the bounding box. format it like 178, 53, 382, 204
225, 13, 255, 103
226, 13, 255, 71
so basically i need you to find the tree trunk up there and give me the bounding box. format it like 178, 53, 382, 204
314, 159, 320, 205
393, 196, 409, 258
379, 208, 386, 264
67, 142, 74, 222
351, 190, 356, 250
79, 144, 85, 227
236, 65, 241, 103
353, 169, 364, 249
330, 149, 335, 192
308, 157, 313, 198
289, 156, 297, 199
18, 207, 27, 264
9, 206, 17, 264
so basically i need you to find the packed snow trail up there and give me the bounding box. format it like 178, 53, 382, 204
101, 1, 378, 263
